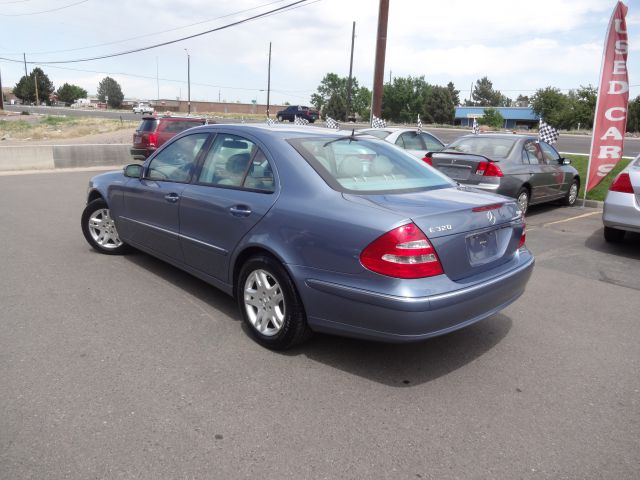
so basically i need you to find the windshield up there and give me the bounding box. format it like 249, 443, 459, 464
444, 137, 516, 158
288, 137, 454, 194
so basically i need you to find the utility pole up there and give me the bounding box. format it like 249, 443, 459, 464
0, 67, 4, 110
34, 72, 39, 105
371, 0, 389, 120
156, 57, 159, 105
389, 70, 392, 84
23, 53, 28, 78
184, 49, 191, 114
266, 42, 272, 117
346, 21, 356, 122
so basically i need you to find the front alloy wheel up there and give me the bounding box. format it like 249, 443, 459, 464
81, 198, 129, 255
563, 180, 579, 206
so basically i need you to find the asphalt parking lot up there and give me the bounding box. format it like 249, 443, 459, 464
1, 170, 639, 479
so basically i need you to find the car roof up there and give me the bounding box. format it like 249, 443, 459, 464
187, 123, 377, 141
454, 133, 535, 141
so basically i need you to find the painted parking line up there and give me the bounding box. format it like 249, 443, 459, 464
526, 210, 602, 232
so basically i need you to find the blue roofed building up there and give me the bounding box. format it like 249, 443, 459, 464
454, 107, 539, 130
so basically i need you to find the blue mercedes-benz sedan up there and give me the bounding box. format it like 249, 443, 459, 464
81, 124, 534, 349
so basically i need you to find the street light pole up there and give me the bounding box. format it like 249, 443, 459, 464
184, 49, 191, 114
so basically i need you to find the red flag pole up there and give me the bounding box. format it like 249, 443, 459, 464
584, 1, 629, 204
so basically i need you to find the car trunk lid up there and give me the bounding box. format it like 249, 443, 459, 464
429, 151, 501, 185
345, 187, 524, 281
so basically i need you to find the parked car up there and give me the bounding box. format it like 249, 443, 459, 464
130, 115, 208, 160
602, 154, 640, 242
82, 125, 533, 350
359, 127, 445, 159
428, 134, 580, 214
276, 105, 319, 123
132, 102, 154, 114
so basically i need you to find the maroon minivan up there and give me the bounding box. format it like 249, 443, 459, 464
130, 115, 208, 160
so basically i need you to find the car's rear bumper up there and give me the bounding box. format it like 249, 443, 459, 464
293, 251, 534, 342
603, 190, 640, 233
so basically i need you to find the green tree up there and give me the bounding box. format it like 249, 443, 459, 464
467, 77, 509, 107
97, 76, 124, 108
515, 94, 530, 107
382, 76, 431, 122
531, 87, 570, 128
311, 73, 370, 120
570, 85, 597, 129
627, 95, 640, 133
447, 81, 460, 106
479, 107, 504, 129
424, 85, 455, 124
13, 67, 55, 104
56, 83, 87, 106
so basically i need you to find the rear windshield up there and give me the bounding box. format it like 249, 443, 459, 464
137, 118, 159, 132
444, 137, 517, 158
288, 137, 453, 194
162, 120, 206, 133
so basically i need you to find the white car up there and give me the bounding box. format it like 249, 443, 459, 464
132, 102, 154, 115
602, 154, 640, 242
359, 127, 445, 160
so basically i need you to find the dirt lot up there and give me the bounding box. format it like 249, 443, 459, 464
0, 111, 136, 145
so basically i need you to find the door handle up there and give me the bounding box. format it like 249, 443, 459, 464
229, 205, 252, 217
164, 193, 180, 203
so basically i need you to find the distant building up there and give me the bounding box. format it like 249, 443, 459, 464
455, 107, 539, 130
1, 87, 18, 105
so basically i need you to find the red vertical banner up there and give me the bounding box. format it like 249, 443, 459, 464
587, 1, 629, 192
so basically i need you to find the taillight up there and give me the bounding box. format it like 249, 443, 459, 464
422, 155, 433, 166
519, 222, 526, 249
148, 132, 158, 147
475, 161, 503, 177
360, 223, 444, 279
609, 172, 634, 193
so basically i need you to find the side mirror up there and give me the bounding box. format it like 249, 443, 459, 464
124, 163, 143, 178
560, 158, 571, 165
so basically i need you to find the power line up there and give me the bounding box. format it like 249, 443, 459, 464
0, 0, 88, 16
0, 0, 311, 64
34, 63, 314, 100
2, 0, 289, 56
0, 0, 34, 4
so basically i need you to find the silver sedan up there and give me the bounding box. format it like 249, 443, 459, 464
603, 154, 640, 242
359, 127, 445, 159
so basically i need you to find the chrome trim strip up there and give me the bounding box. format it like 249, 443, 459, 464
120, 216, 228, 254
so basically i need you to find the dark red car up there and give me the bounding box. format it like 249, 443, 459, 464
130, 115, 208, 160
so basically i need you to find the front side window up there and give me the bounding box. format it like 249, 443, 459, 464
198, 134, 275, 192
288, 136, 453, 194
146, 133, 209, 182
539, 141, 560, 164
396, 132, 423, 150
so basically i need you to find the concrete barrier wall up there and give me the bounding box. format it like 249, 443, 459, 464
0, 145, 55, 171
0, 144, 132, 171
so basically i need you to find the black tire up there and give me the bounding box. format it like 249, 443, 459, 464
516, 187, 530, 215
277, 115, 283, 122
237, 255, 311, 350
81, 198, 130, 255
604, 226, 625, 243
562, 178, 579, 206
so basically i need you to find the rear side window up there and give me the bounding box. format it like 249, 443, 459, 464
198, 134, 275, 192
162, 120, 205, 133
137, 118, 158, 132
288, 137, 453, 194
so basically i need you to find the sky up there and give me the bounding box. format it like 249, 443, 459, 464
0, 0, 638, 106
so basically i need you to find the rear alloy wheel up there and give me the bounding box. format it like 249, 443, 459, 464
237, 255, 311, 350
563, 179, 579, 206
277, 115, 283, 122
81, 198, 129, 255
604, 226, 626, 243
516, 187, 530, 215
